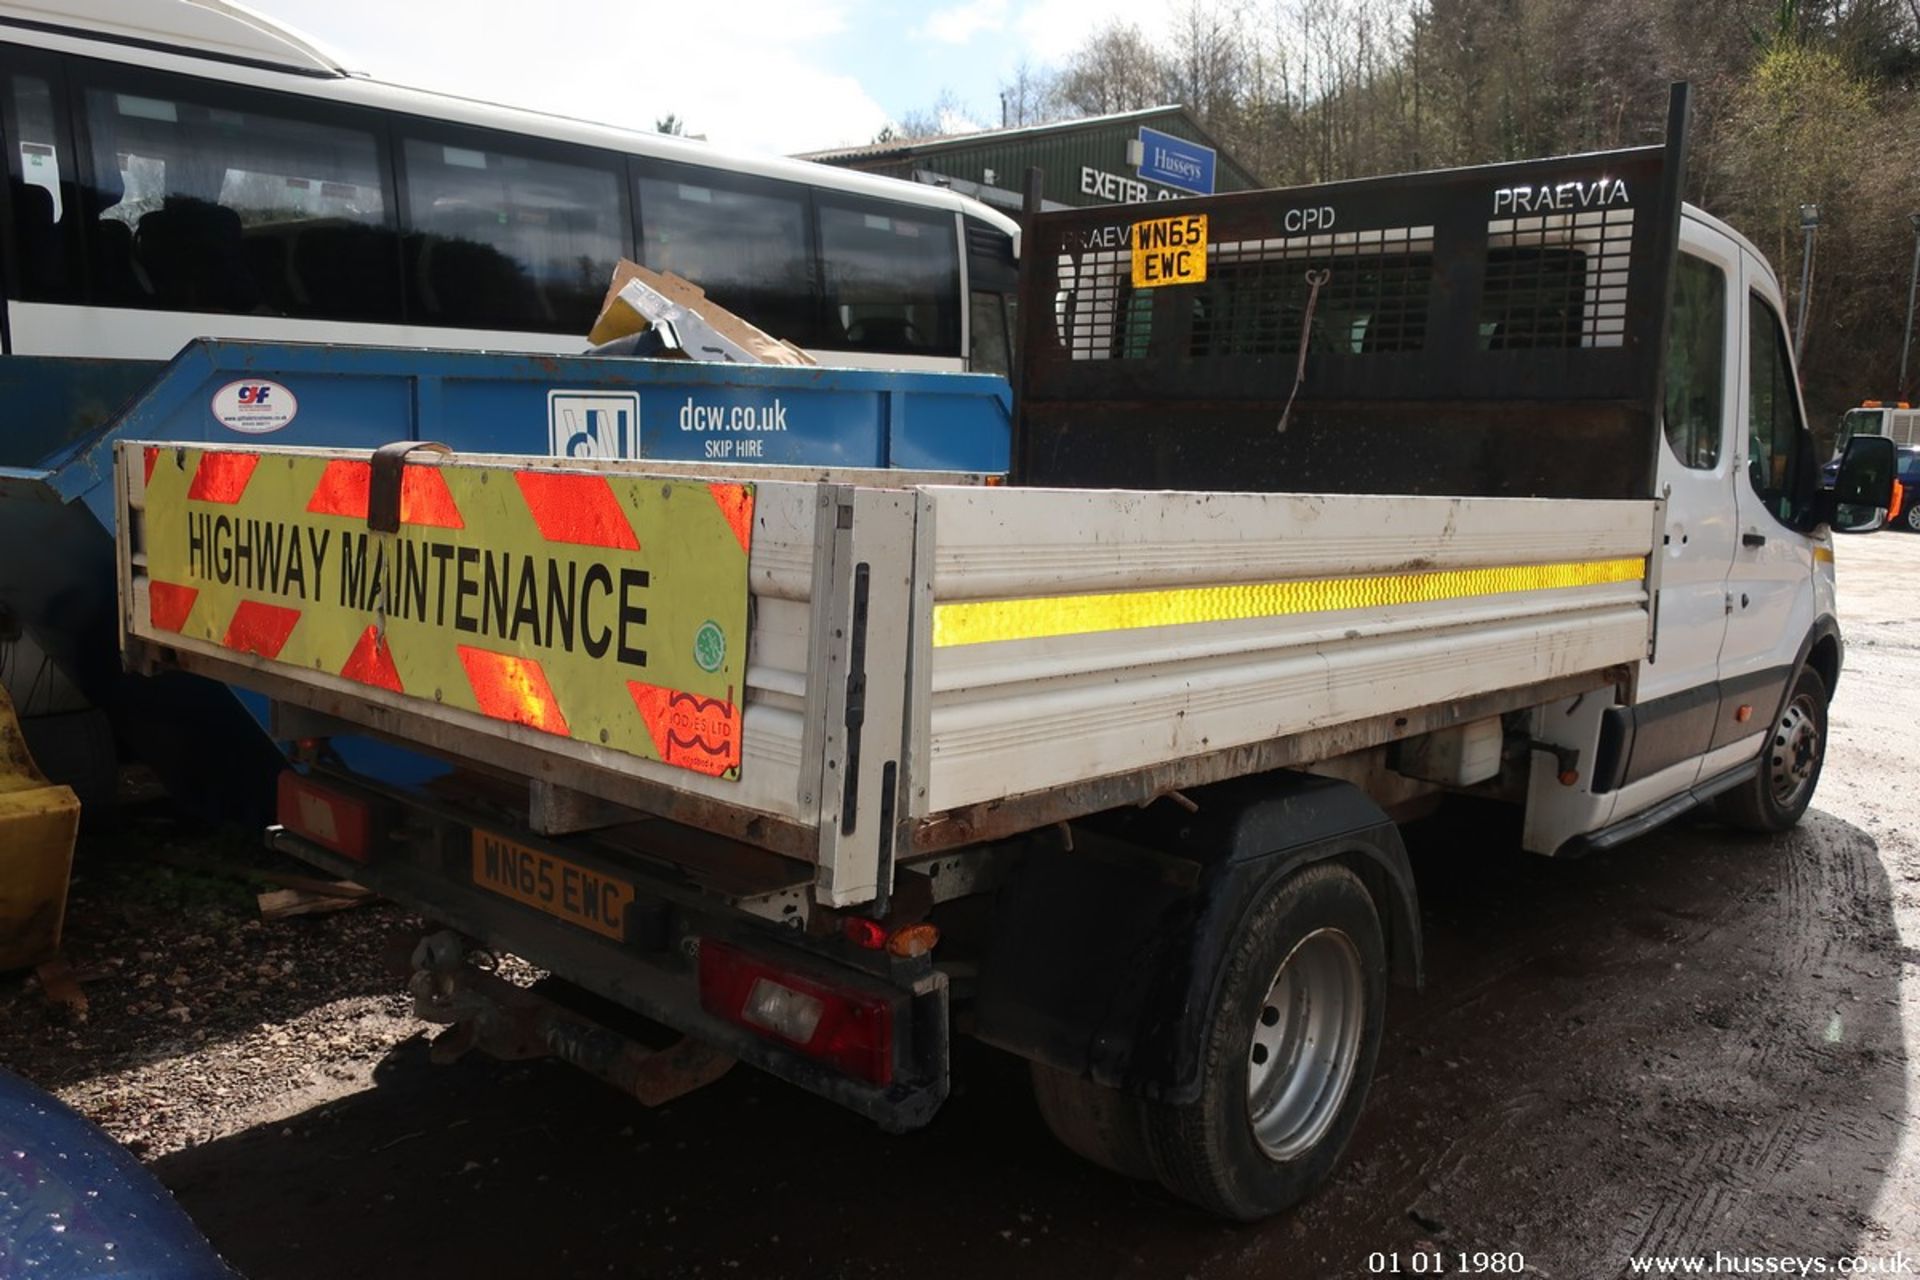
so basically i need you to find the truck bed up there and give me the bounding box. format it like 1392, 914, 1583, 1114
117, 443, 1654, 908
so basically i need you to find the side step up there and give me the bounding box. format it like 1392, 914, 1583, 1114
1557, 759, 1759, 858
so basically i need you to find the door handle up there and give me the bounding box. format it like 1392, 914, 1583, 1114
1742, 532, 1767, 548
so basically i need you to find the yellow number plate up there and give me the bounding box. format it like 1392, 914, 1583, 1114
1131, 213, 1208, 287
470, 830, 634, 940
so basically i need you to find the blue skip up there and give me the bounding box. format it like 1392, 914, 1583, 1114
0, 340, 1011, 819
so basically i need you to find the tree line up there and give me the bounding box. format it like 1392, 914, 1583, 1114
906, 0, 1920, 430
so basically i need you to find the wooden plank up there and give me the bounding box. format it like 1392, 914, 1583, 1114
257, 885, 377, 921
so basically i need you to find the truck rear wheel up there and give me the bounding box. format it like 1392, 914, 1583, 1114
1715, 665, 1827, 833
1141, 861, 1386, 1221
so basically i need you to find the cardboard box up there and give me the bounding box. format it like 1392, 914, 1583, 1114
588, 260, 815, 367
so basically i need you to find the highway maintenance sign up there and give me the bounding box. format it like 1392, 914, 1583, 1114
136, 445, 754, 780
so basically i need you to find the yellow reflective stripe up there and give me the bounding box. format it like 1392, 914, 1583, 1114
932, 556, 1646, 648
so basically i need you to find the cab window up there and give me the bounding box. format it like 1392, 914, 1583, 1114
1662, 254, 1724, 469
1746, 292, 1808, 526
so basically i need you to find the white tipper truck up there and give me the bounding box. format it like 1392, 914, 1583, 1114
112, 87, 1900, 1220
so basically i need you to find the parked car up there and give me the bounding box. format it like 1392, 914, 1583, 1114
1823, 445, 1920, 531
1898, 447, 1920, 532
0, 1068, 234, 1279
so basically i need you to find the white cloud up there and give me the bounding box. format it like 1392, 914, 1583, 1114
1013, 0, 1177, 62
936, 105, 989, 134
915, 0, 1010, 45
246, 0, 889, 153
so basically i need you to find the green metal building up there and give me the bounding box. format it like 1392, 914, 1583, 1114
798, 106, 1261, 213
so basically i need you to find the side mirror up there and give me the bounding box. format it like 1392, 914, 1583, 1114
1826, 434, 1896, 534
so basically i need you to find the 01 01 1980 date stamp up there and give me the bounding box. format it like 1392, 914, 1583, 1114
1368, 1252, 1528, 1275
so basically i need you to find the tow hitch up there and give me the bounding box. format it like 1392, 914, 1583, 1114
401, 930, 735, 1106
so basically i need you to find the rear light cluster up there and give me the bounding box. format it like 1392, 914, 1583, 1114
840, 916, 940, 958
275, 770, 372, 862
698, 940, 894, 1084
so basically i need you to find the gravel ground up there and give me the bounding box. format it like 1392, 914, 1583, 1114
2, 531, 1916, 1279
0, 821, 422, 1157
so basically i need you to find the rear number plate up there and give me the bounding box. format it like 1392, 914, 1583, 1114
470, 830, 634, 940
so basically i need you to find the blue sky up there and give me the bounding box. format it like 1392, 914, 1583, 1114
247, 0, 1176, 155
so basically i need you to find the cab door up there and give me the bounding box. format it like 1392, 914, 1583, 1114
1620, 231, 1741, 796
1715, 259, 1818, 766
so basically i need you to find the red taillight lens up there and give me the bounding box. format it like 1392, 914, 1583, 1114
842, 917, 887, 950
697, 940, 893, 1084
275, 771, 372, 863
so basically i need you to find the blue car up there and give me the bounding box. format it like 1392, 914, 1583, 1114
0, 1069, 234, 1279
1822, 443, 1920, 532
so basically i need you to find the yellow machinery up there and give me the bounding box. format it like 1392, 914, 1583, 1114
0, 682, 80, 971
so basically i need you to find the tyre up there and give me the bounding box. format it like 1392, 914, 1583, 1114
1030, 1062, 1154, 1180
1715, 665, 1828, 833
1139, 861, 1387, 1221
1903, 502, 1920, 533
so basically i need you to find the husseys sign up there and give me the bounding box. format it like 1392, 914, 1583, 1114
136, 445, 754, 780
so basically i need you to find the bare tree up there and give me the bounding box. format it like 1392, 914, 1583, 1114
1024, 0, 1920, 418
1055, 23, 1177, 116
999, 60, 1062, 127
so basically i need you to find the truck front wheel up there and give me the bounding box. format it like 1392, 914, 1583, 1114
1142, 861, 1387, 1220
1715, 665, 1828, 833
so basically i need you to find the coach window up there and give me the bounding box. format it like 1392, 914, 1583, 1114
2, 68, 77, 301
402, 134, 624, 333
1662, 253, 1725, 470
77, 69, 395, 318
1746, 292, 1810, 527
817, 198, 959, 356
634, 164, 815, 346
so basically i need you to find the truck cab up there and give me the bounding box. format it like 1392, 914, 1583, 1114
1524, 206, 1847, 853
1835, 401, 1920, 455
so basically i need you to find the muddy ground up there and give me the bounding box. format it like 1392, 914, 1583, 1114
4, 533, 1917, 1279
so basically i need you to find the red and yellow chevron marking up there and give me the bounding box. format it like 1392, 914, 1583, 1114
305, 458, 465, 528
628, 681, 739, 778
706, 483, 754, 556
221, 600, 301, 659
340, 625, 404, 693
134, 445, 753, 779
147, 580, 199, 633
514, 471, 640, 550
459, 645, 570, 737
186, 451, 261, 503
